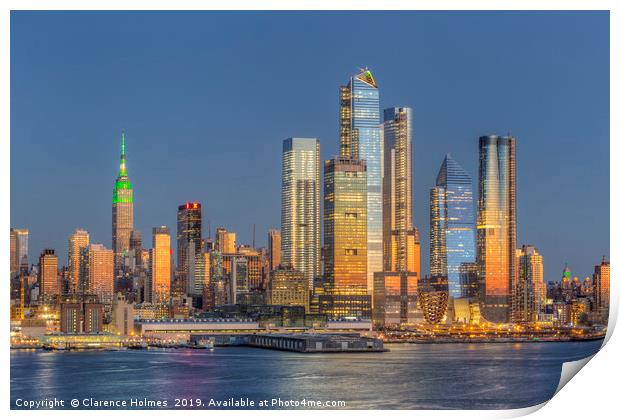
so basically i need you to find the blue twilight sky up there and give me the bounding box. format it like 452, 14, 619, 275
10, 11, 609, 280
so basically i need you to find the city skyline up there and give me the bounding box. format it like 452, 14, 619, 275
10, 11, 609, 279
8, 10, 613, 412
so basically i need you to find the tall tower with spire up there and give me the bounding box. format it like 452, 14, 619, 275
339, 67, 382, 294
112, 130, 134, 271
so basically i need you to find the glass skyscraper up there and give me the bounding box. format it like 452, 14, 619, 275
149, 226, 171, 303
281, 137, 321, 289
514, 245, 544, 323
476, 135, 516, 323
381, 107, 419, 274
593, 256, 610, 321
374, 107, 421, 327
340, 68, 382, 293
38, 249, 58, 302
177, 201, 202, 295
430, 154, 476, 299
10, 228, 29, 276
321, 157, 371, 318
68, 229, 90, 294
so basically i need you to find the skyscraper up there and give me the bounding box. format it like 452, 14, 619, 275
188, 250, 210, 299
129, 230, 143, 270
81, 244, 114, 304
38, 249, 58, 302
322, 157, 370, 317
10, 228, 29, 277
340, 68, 382, 293
382, 107, 419, 274
177, 202, 202, 292
209, 250, 228, 306
281, 137, 320, 288
268, 228, 281, 271
514, 245, 544, 323
149, 227, 171, 303
593, 256, 610, 321
236, 246, 265, 291
112, 130, 134, 270
68, 229, 90, 294
430, 154, 476, 299
374, 107, 420, 327
223, 254, 249, 304
9, 229, 17, 276
220, 246, 264, 302
476, 135, 516, 323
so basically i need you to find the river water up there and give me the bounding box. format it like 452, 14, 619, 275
10, 339, 602, 409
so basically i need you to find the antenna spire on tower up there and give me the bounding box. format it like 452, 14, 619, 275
119, 130, 127, 176
121, 129, 126, 157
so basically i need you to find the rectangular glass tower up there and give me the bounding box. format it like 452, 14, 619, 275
281, 137, 321, 289
340, 68, 382, 294
322, 157, 371, 318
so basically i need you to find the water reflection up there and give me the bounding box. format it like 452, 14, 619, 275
11, 340, 602, 410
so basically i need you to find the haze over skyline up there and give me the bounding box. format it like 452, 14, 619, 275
10, 11, 609, 279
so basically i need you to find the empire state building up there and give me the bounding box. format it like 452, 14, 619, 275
112, 130, 134, 270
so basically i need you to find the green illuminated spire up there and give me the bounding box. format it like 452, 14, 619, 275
562, 263, 571, 280
119, 130, 127, 176
113, 130, 133, 204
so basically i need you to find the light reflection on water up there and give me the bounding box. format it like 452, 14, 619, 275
11, 340, 602, 410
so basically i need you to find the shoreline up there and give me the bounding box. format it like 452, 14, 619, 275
384, 336, 604, 344
11, 336, 605, 351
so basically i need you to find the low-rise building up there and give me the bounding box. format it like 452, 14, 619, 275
111, 293, 135, 335
60, 295, 104, 333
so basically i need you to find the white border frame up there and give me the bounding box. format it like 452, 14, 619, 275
2, 2, 616, 419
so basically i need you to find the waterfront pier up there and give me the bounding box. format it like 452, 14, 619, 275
189, 333, 386, 353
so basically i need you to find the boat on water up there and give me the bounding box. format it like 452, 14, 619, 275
42, 343, 69, 351
127, 342, 148, 350
188, 338, 215, 349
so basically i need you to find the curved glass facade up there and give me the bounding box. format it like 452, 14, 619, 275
476, 135, 516, 323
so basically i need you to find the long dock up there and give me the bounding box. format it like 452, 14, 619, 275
189, 333, 386, 353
